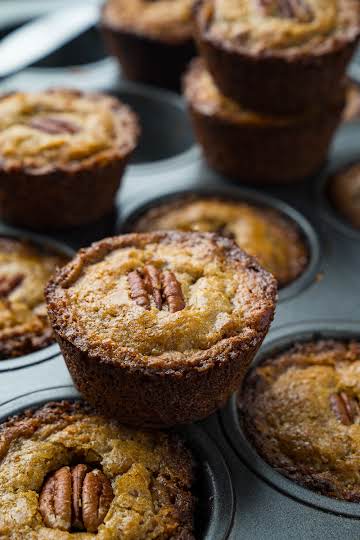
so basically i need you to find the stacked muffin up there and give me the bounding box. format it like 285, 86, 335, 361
183, 0, 360, 184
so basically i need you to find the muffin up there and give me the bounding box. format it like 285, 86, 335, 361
328, 162, 360, 229
194, 0, 360, 115
0, 236, 69, 360
101, 0, 196, 90
0, 400, 195, 538
239, 339, 360, 501
45, 232, 277, 427
183, 59, 343, 183
130, 195, 309, 288
343, 81, 360, 122
0, 89, 139, 230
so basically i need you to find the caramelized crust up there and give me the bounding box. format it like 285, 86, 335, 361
102, 0, 194, 42
131, 195, 309, 287
205, 0, 360, 55
0, 89, 139, 174
240, 340, 360, 501
0, 236, 68, 359
0, 400, 194, 539
329, 163, 360, 229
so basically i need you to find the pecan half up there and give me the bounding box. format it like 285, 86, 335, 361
0, 273, 24, 297
127, 266, 185, 312
329, 392, 360, 425
30, 117, 79, 135
162, 270, 185, 313
256, 0, 314, 22
39, 465, 113, 533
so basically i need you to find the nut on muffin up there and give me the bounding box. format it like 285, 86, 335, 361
183, 58, 343, 183
129, 194, 309, 288
239, 339, 360, 501
0, 400, 194, 538
0, 89, 139, 230
0, 236, 69, 360
194, 0, 360, 114
101, 0, 196, 90
45, 232, 277, 427
328, 162, 360, 229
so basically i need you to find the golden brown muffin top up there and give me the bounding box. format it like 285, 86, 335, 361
131, 195, 309, 288
240, 340, 360, 501
46, 232, 277, 370
0, 89, 139, 174
102, 0, 194, 42
0, 236, 68, 360
200, 0, 360, 54
0, 400, 194, 539
329, 163, 360, 229
343, 82, 360, 122
184, 58, 328, 124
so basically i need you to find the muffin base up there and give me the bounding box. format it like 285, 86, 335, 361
194, 0, 359, 115
102, 22, 195, 91
0, 159, 128, 230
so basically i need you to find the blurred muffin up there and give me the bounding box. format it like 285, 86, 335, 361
0, 89, 139, 230
239, 339, 360, 501
0, 400, 195, 538
343, 81, 360, 122
101, 0, 196, 90
183, 58, 343, 183
194, 0, 360, 114
130, 194, 309, 287
0, 236, 69, 360
329, 162, 360, 228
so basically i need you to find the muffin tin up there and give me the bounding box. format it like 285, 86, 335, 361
1, 5, 360, 538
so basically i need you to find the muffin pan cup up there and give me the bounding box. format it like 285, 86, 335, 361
0, 386, 235, 540
0, 225, 74, 372
1, 6, 360, 536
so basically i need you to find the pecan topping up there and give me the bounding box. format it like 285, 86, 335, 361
39, 465, 113, 533
256, 0, 314, 23
128, 266, 185, 312
30, 117, 79, 135
330, 392, 360, 425
0, 273, 24, 297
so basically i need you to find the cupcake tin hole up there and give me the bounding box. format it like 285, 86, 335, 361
110, 84, 195, 166
0, 226, 74, 372
220, 320, 360, 518
119, 186, 320, 302
0, 386, 234, 540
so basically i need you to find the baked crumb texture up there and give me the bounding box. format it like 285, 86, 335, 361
0, 236, 68, 360
240, 339, 360, 501
0, 89, 139, 229
329, 163, 360, 229
131, 196, 309, 287
0, 400, 195, 539
46, 232, 277, 427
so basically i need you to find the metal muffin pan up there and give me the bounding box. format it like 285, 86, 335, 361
0, 386, 234, 540
0, 225, 74, 372
1, 5, 360, 537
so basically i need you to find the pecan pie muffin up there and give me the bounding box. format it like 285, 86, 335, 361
0, 400, 195, 538
46, 232, 277, 427
343, 81, 360, 122
239, 339, 360, 501
0, 89, 139, 230
328, 162, 360, 228
130, 195, 309, 287
0, 236, 69, 360
101, 0, 196, 90
184, 59, 342, 183
194, 0, 360, 114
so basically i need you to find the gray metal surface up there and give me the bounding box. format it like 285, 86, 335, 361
0, 7, 360, 538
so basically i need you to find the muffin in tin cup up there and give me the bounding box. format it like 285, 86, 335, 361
46, 232, 277, 428
0, 89, 140, 230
